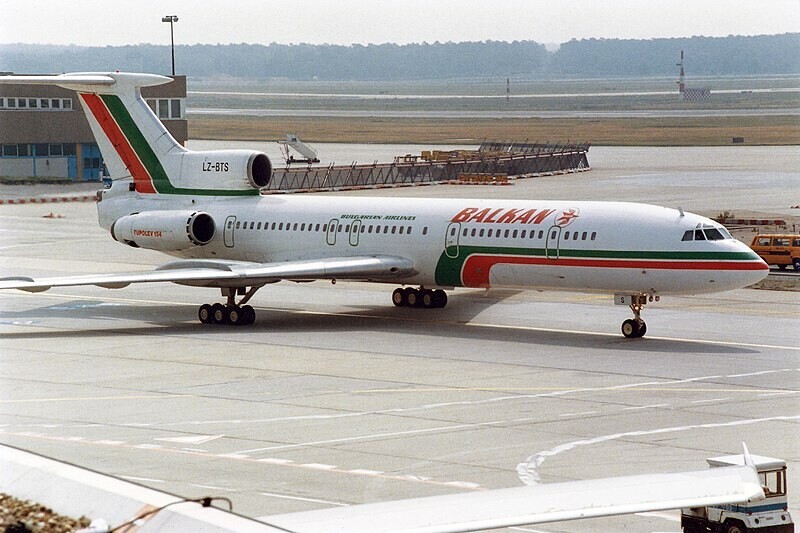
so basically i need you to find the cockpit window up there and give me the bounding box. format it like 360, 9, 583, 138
682, 224, 732, 242
703, 228, 725, 241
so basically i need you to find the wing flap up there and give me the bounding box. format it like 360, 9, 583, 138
265, 465, 764, 533
0, 255, 416, 292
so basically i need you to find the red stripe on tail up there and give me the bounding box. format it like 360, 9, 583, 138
80, 93, 156, 194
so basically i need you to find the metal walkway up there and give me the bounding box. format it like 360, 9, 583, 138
265, 142, 590, 193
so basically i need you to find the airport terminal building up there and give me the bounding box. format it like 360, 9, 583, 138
0, 75, 187, 181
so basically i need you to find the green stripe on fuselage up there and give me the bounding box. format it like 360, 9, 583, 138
434, 245, 758, 287
101, 95, 258, 197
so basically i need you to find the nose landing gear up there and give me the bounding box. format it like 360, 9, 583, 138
620, 294, 658, 338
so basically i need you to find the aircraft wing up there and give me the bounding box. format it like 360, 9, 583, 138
265, 464, 764, 533
0, 255, 416, 293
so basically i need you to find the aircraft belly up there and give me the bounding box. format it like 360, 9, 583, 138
485, 263, 750, 295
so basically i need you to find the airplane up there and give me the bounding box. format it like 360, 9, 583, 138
0, 72, 769, 338
1, 441, 768, 532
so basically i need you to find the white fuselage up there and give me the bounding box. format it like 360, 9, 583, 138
98, 186, 768, 297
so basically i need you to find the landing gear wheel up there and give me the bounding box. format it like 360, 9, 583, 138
228, 305, 242, 325
621, 319, 646, 338
405, 288, 420, 307
241, 305, 256, 325
421, 290, 435, 308
392, 288, 406, 307
433, 290, 448, 308
198, 304, 213, 324
211, 303, 227, 324
622, 319, 638, 338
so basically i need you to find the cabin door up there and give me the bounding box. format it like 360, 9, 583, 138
545, 225, 561, 260
223, 215, 236, 248
445, 222, 461, 258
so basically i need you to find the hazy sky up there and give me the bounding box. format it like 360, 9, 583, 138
2, 0, 799, 47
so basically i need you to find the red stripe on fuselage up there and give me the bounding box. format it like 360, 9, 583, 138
80, 93, 156, 194
461, 254, 767, 288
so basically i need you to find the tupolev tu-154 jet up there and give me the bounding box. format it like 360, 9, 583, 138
0, 72, 769, 337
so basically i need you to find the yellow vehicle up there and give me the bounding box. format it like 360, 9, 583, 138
749, 234, 800, 271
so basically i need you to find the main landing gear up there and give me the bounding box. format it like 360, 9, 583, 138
198, 286, 261, 326
621, 294, 657, 338
392, 287, 448, 309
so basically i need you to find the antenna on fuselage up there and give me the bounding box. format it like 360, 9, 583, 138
678, 206, 685, 217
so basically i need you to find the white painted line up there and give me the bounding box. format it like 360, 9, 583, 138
758, 391, 799, 397
135, 444, 162, 449
622, 403, 670, 411
257, 492, 349, 507
191, 483, 237, 492
559, 411, 598, 417
691, 398, 730, 404
727, 369, 787, 378
217, 453, 250, 459
258, 458, 294, 465
93, 440, 125, 446
154, 434, 224, 445
301, 463, 338, 470
120, 475, 166, 484
347, 469, 384, 476
444, 481, 482, 489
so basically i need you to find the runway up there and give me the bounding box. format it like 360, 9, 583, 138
1, 149, 799, 532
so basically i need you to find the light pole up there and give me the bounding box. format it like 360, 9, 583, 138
161, 15, 178, 75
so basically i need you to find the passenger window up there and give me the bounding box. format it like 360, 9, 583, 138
271, 222, 277, 230
591, 232, 597, 241
462, 228, 468, 237
399, 226, 405, 235
344, 224, 350, 232
422, 227, 428, 235
392, 226, 397, 234
338, 224, 343, 232
236, 222, 241, 229
278, 222, 283, 230
488, 229, 493, 237
565, 231, 570, 239
539, 230, 545, 239
257, 222, 262, 230
471, 228, 476, 237
512, 230, 518, 238
551, 230, 557, 239
582, 231, 587, 240
408, 227, 413, 235
521, 230, 526, 238
504, 229, 510, 238
479, 229, 485, 237
227, 220, 233, 229
300, 223, 305, 231
573, 232, 579, 240
450, 227, 455, 236
384, 226, 389, 234
361, 225, 366, 233
250, 222, 255, 230
322, 224, 327, 232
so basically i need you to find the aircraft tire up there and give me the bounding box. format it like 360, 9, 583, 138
392, 288, 406, 307
199, 304, 213, 324
211, 303, 227, 324
433, 290, 448, 308
421, 290, 435, 308
241, 305, 256, 325
405, 288, 419, 307
228, 306, 242, 325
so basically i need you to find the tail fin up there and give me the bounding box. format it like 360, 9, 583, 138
0, 72, 270, 196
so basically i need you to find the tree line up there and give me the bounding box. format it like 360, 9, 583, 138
1, 34, 798, 80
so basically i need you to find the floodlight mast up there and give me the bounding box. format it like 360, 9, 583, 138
161, 15, 179, 76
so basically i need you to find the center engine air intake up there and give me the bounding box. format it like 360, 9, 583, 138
111, 210, 216, 251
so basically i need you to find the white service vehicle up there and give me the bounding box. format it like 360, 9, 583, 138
682, 453, 794, 533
